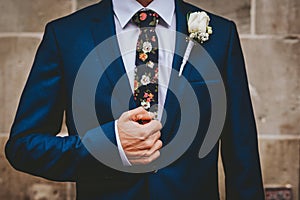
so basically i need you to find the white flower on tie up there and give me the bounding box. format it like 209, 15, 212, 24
140, 75, 151, 85
141, 100, 151, 109
142, 41, 152, 53
147, 61, 155, 68
179, 11, 213, 77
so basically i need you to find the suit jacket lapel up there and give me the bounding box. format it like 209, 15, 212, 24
161, 0, 201, 142
90, 0, 126, 85
90, 0, 135, 110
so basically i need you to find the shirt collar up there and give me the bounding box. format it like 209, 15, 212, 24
112, 0, 175, 28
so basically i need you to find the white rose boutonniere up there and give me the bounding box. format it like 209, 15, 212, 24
188, 12, 212, 43
179, 11, 213, 77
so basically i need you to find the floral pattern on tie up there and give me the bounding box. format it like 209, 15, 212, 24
132, 10, 160, 114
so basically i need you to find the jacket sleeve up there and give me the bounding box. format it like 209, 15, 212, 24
5, 22, 119, 182
220, 21, 265, 199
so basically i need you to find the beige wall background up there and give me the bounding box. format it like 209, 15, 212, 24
0, 0, 299, 199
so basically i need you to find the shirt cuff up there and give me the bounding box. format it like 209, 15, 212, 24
115, 120, 132, 166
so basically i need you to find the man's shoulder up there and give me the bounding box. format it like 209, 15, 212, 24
46, 0, 107, 29
44, 0, 236, 40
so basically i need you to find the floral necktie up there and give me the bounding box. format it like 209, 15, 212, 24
132, 10, 160, 117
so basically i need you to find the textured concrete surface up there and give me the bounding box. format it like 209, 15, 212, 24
256, 0, 300, 34
186, 0, 251, 34
0, 136, 69, 200
242, 37, 300, 135
259, 137, 300, 199
0, 0, 72, 32
0, 37, 41, 133
77, 0, 99, 10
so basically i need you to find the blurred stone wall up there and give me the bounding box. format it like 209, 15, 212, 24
0, 0, 299, 199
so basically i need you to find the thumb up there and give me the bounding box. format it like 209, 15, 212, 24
127, 107, 154, 121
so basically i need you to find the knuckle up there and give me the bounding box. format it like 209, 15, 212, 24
151, 120, 162, 130
121, 111, 129, 120
139, 132, 147, 140
157, 140, 163, 148
156, 131, 161, 138
119, 114, 124, 121
141, 135, 147, 141
144, 129, 152, 137
121, 112, 126, 118
137, 130, 147, 140
144, 151, 152, 157
136, 152, 144, 158
137, 106, 145, 113
147, 127, 154, 135
144, 140, 153, 148
157, 122, 163, 129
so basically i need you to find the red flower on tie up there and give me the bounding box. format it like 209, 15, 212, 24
148, 93, 154, 99
153, 13, 159, 18
151, 36, 156, 42
139, 53, 148, 62
139, 12, 147, 21
134, 80, 139, 90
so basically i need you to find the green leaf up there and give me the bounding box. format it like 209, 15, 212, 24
186, 12, 191, 22
149, 21, 156, 26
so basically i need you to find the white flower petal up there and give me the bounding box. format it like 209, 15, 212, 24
188, 11, 210, 34
141, 101, 150, 109
142, 42, 152, 53
140, 75, 151, 85
147, 61, 154, 68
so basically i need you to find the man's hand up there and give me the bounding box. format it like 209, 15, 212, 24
117, 107, 163, 165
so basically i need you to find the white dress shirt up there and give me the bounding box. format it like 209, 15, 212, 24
112, 0, 176, 165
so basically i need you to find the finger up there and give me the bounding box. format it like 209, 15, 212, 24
129, 150, 161, 165
125, 131, 161, 151
117, 119, 141, 135
133, 111, 154, 122
122, 131, 160, 151
126, 107, 148, 120
126, 139, 162, 159
141, 120, 162, 137
144, 131, 161, 147
148, 130, 161, 141
145, 139, 163, 157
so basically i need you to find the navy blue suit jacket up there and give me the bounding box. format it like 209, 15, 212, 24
6, 0, 264, 199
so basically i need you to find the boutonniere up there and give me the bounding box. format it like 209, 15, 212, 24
178, 11, 213, 77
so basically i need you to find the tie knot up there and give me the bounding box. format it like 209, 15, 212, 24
132, 10, 160, 28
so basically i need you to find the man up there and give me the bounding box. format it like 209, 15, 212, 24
5, 0, 264, 199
